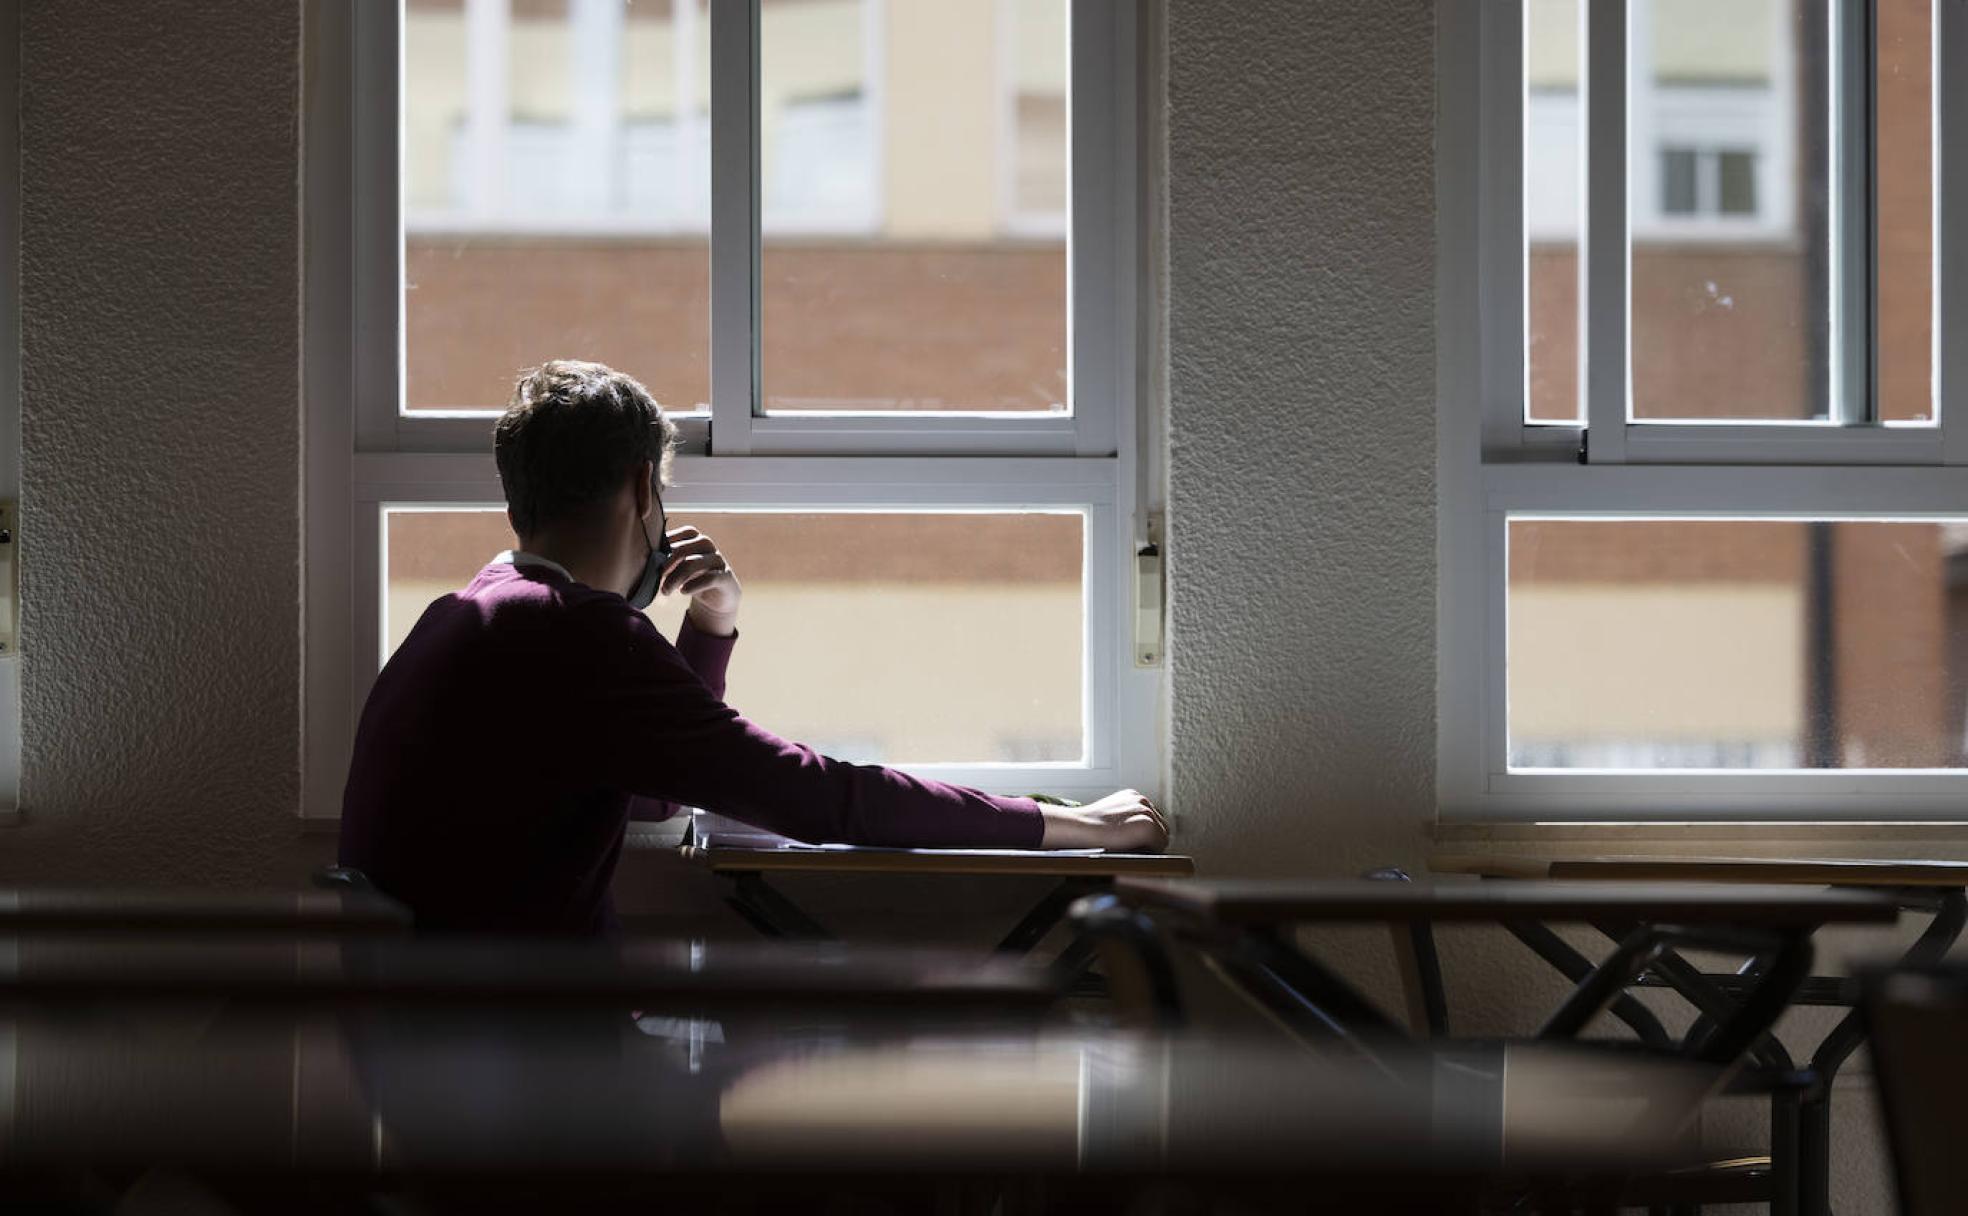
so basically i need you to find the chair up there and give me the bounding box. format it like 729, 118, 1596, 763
1860, 963, 1968, 1216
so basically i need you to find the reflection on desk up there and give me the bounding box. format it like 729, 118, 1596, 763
0, 1009, 1719, 1208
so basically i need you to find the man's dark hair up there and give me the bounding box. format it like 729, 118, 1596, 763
494, 360, 678, 538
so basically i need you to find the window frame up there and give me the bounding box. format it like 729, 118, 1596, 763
1438, 0, 1968, 823
303, 0, 1156, 824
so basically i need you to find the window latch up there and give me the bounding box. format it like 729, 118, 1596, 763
0, 501, 15, 657
1135, 511, 1164, 667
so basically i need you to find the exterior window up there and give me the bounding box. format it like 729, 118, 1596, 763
1507, 519, 1968, 772
386, 508, 1087, 767
1657, 146, 1760, 218
1659, 146, 1700, 214
303, 0, 1153, 821
1443, 0, 1963, 821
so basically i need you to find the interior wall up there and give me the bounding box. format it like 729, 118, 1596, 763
1163, 0, 1437, 882
12, 0, 314, 885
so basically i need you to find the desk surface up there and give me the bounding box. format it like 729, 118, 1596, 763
0, 1020, 1715, 1198
0, 888, 411, 934
1433, 853, 1968, 888
684, 845, 1195, 878
1112, 877, 1901, 927
0, 937, 1061, 1010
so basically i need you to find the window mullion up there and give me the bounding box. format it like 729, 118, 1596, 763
708, 0, 759, 455
1831, 0, 1875, 425
1583, 0, 1628, 462
1941, 0, 1968, 460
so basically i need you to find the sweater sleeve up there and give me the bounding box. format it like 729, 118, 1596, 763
627, 617, 738, 823
575, 600, 1043, 849
673, 616, 737, 701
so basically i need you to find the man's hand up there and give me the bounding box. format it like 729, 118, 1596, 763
661, 525, 743, 637
1038, 789, 1168, 852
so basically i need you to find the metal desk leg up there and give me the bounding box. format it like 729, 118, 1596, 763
1797, 888, 1966, 1216
721, 872, 835, 940
996, 878, 1104, 954
1216, 926, 1411, 1057
1682, 930, 1813, 1070
1537, 926, 1673, 1041
1503, 920, 1674, 1049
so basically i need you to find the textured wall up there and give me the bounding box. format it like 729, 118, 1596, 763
13, 0, 309, 884
1164, 0, 1437, 881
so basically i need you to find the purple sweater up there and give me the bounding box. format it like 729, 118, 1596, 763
339, 560, 1043, 934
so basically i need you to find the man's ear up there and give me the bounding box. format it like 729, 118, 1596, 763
632, 459, 655, 520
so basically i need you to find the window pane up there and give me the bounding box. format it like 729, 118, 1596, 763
1525, 0, 1583, 424
1660, 147, 1699, 215
1629, 0, 1830, 421
385, 509, 1085, 765
758, 0, 1068, 414
403, 0, 711, 414
1717, 149, 1757, 215
1508, 519, 1968, 769
1878, 0, 1935, 423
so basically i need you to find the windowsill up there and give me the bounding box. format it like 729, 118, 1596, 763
1431, 818, 1968, 860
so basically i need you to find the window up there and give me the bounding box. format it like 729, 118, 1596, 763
303, 1, 1154, 822
1440, 0, 1966, 820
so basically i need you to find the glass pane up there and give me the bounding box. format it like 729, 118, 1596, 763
1629, 0, 1830, 421
403, 0, 711, 414
1525, 0, 1583, 424
758, 0, 1068, 414
1660, 148, 1698, 215
385, 509, 1085, 765
1878, 0, 1935, 423
1717, 149, 1757, 215
1508, 518, 1968, 769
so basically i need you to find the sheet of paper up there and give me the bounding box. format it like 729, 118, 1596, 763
778, 843, 1106, 857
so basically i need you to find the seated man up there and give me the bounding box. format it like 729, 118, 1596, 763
339, 360, 1166, 933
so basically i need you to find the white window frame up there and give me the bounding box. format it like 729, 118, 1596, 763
303, 0, 1155, 824
1438, 0, 1968, 822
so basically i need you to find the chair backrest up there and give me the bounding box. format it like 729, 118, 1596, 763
1860, 964, 1968, 1216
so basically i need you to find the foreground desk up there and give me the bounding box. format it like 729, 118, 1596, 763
0, 936, 1063, 1020
0, 1010, 1726, 1213
0, 886, 411, 936
1432, 854, 1968, 1216
682, 844, 1194, 963
1095, 878, 1896, 1061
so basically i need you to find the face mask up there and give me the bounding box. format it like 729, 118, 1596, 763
626, 522, 673, 611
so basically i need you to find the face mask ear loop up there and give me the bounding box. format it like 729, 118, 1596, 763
624, 515, 663, 610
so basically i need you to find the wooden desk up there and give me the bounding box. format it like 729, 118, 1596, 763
0, 936, 1061, 1016
684, 845, 1192, 879
0, 887, 411, 935
0, 1014, 1724, 1211
1427, 853, 1967, 1216
1114, 877, 1899, 929
682, 846, 1195, 983
1434, 853, 1968, 887
1095, 877, 1894, 1081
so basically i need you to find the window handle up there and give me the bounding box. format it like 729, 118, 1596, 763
1135, 512, 1163, 667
